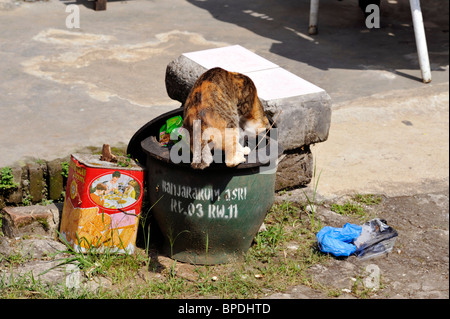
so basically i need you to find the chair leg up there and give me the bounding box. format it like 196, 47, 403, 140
95, 0, 107, 11
409, 0, 432, 83
309, 0, 320, 35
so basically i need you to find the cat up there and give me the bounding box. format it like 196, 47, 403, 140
183, 67, 270, 169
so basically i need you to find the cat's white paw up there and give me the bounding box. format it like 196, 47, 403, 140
226, 152, 246, 167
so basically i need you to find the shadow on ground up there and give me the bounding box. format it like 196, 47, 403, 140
59, 0, 132, 10
187, 0, 449, 82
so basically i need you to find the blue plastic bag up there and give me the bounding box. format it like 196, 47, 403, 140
316, 223, 362, 257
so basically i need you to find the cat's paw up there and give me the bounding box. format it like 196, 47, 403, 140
191, 161, 210, 170
226, 152, 246, 167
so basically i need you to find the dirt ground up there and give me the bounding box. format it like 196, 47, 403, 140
162, 188, 450, 299
1, 187, 448, 299
270, 188, 449, 299
158, 187, 450, 299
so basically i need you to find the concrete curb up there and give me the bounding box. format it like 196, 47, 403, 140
0, 157, 70, 209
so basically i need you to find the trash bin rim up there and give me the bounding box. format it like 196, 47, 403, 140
128, 108, 283, 170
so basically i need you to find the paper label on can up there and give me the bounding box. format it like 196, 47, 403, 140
88, 171, 142, 212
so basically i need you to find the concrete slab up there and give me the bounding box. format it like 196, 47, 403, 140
166, 45, 331, 151
183, 44, 279, 73
244, 67, 324, 100
180, 45, 324, 100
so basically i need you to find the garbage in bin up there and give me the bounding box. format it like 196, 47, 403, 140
159, 115, 184, 147
316, 218, 398, 259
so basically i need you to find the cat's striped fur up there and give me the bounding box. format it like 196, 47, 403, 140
183, 67, 269, 169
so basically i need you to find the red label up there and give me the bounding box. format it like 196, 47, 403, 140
66, 156, 144, 215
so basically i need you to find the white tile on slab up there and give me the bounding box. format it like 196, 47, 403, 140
245, 68, 324, 101
183, 45, 278, 73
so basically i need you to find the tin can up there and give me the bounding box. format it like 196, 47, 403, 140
59, 154, 144, 254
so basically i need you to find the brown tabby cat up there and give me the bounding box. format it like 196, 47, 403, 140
183, 67, 269, 169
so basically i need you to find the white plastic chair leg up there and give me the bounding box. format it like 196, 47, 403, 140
409, 0, 432, 83
309, 0, 320, 35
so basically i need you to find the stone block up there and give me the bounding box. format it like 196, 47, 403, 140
1, 204, 60, 239
27, 162, 45, 204
47, 159, 64, 201
7, 166, 25, 205
165, 45, 332, 151
166, 54, 208, 105
275, 146, 313, 191
0, 166, 23, 207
